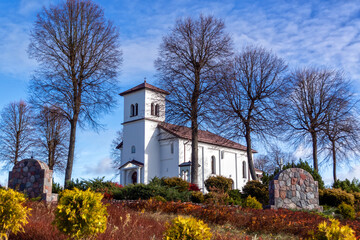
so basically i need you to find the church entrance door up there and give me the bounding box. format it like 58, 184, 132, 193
131, 171, 137, 184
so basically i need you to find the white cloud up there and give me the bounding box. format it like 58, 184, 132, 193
82, 157, 116, 176
338, 165, 360, 181
0, 21, 36, 79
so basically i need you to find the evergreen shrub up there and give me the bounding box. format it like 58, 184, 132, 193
54, 188, 107, 239
162, 177, 189, 192
204, 191, 229, 205
52, 181, 63, 194
190, 191, 205, 203
333, 178, 360, 193
204, 176, 233, 193
319, 188, 355, 207
337, 202, 356, 220
242, 180, 268, 205
228, 189, 243, 206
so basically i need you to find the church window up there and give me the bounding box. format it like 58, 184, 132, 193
130, 104, 134, 117
171, 143, 174, 154
131, 145, 136, 153
135, 103, 138, 116
242, 161, 247, 178
155, 104, 159, 116
211, 156, 216, 174
221, 151, 224, 159
151, 103, 155, 115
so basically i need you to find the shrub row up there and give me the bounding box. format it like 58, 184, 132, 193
120, 199, 360, 239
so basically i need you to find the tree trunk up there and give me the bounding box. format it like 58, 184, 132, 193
191, 119, 199, 185
190, 66, 200, 185
332, 140, 337, 183
245, 125, 257, 180
311, 131, 318, 171
49, 142, 55, 170
64, 116, 78, 187
14, 131, 20, 165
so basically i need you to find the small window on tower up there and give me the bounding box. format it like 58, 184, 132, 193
130, 104, 134, 117
171, 143, 174, 154
131, 145, 136, 153
135, 103, 138, 116
151, 103, 154, 115
155, 104, 159, 116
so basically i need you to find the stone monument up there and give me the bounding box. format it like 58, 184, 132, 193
8, 158, 57, 202
268, 168, 322, 211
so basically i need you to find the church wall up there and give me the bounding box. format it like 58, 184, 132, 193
144, 120, 162, 184
122, 120, 145, 164
178, 139, 249, 192
159, 139, 179, 178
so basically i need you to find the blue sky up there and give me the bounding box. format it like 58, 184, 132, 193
0, 0, 359, 186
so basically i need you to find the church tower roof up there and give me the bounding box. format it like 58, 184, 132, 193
119, 82, 170, 96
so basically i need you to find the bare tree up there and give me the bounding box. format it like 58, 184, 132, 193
110, 129, 123, 170
28, 0, 122, 186
212, 46, 287, 180
255, 144, 296, 174
35, 106, 69, 172
320, 92, 360, 182
0, 101, 35, 166
155, 15, 233, 185
279, 68, 348, 172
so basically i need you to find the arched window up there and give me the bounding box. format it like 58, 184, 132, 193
155, 104, 159, 116
135, 103, 138, 116
131, 145, 136, 153
130, 104, 134, 117
211, 156, 216, 174
242, 161, 247, 179
151, 103, 154, 115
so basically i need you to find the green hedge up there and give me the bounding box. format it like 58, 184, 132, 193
242, 180, 269, 205
319, 188, 355, 207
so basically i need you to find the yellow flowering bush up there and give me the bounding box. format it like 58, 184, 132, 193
0, 188, 31, 240
309, 219, 356, 240
163, 216, 212, 240
54, 188, 107, 239
242, 196, 263, 209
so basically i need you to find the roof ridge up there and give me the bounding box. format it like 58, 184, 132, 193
119, 82, 170, 96
158, 122, 257, 153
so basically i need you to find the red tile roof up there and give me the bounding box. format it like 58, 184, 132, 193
119, 82, 170, 96
158, 122, 256, 153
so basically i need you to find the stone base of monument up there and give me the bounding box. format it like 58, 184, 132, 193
41, 193, 58, 202
268, 168, 323, 212
265, 204, 323, 211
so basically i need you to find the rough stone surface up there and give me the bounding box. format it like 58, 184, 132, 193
268, 168, 322, 211
8, 159, 56, 202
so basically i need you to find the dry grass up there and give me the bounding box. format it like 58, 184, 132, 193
10, 202, 166, 240
8, 201, 298, 240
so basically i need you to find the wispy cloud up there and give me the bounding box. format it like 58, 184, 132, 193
82, 157, 116, 176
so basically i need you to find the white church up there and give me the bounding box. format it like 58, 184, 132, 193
117, 81, 261, 191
